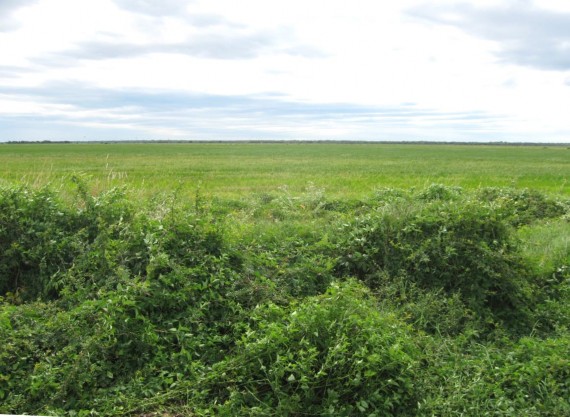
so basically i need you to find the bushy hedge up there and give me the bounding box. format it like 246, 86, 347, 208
335, 201, 531, 329
477, 187, 568, 227
0, 183, 569, 415
203, 281, 419, 416
0, 186, 80, 300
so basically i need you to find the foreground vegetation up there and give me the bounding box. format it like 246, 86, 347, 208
1, 175, 569, 415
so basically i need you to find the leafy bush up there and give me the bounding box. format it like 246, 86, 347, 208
0, 183, 568, 415
0, 182, 246, 414
374, 275, 478, 336
477, 187, 568, 227
532, 265, 570, 333
336, 201, 532, 329
0, 181, 148, 302
0, 186, 80, 301
418, 335, 570, 416
203, 280, 419, 416
417, 183, 463, 201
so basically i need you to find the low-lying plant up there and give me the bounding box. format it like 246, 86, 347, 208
335, 199, 532, 332
0, 182, 568, 416
202, 280, 419, 416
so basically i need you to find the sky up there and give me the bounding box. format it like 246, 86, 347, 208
1, 0, 570, 142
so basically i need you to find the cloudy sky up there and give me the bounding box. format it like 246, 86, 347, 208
1, 0, 570, 142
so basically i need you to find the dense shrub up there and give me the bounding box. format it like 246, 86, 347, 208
235, 228, 336, 300
417, 183, 463, 201
0, 295, 160, 413
0, 181, 149, 302
532, 265, 570, 333
373, 276, 478, 336
0, 183, 568, 415
336, 201, 532, 328
0, 186, 80, 300
477, 187, 568, 226
203, 280, 419, 416
418, 335, 570, 416
0, 183, 246, 414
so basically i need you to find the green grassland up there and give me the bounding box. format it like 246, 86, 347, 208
1, 143, 569, 416
1, 142, 569, 197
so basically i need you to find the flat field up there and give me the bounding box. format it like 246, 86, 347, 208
1, 142, 569, 197
1, 142, 570, 416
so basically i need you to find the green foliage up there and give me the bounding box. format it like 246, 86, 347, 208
517, 220, 570, 333
204, 280, 419, 416
417, 183, 463, 201
477, 187, 568, 226
336, 198, 531, 329
418, 335, 570, 416
0, 182, 569, 415
233, 222, 336, 301
531, 265, 570, 334
374, 276, 478, 337
0, 182, 245, 414
0, 185, 80, 301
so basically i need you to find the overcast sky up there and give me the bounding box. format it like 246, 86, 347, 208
1, 0, 570, 142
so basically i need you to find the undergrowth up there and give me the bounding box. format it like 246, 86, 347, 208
0, 181, 568, 416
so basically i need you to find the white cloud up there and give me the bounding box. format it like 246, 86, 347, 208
0, 0, 569, 141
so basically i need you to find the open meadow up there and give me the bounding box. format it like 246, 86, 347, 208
1, 142, 569, 416
1, 142, 570, 198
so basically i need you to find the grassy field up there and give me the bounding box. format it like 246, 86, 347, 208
1, 142, 569, 198
1, 142, 569, 416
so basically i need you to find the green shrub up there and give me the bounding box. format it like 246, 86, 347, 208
516, 219, 570, 333
477, 187, 568, 227
0, 181, 149, 302
1, 182, 568, 416
418, 335, 570, 416
417, 183, 463, 201
336, 201, 531, 329
204, 280, 419, 416
0, 185, 81, 301
0, 286, 165, 414
532, 265, 570, 333
0, 182, 247, 414
374, 275, 478, 336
